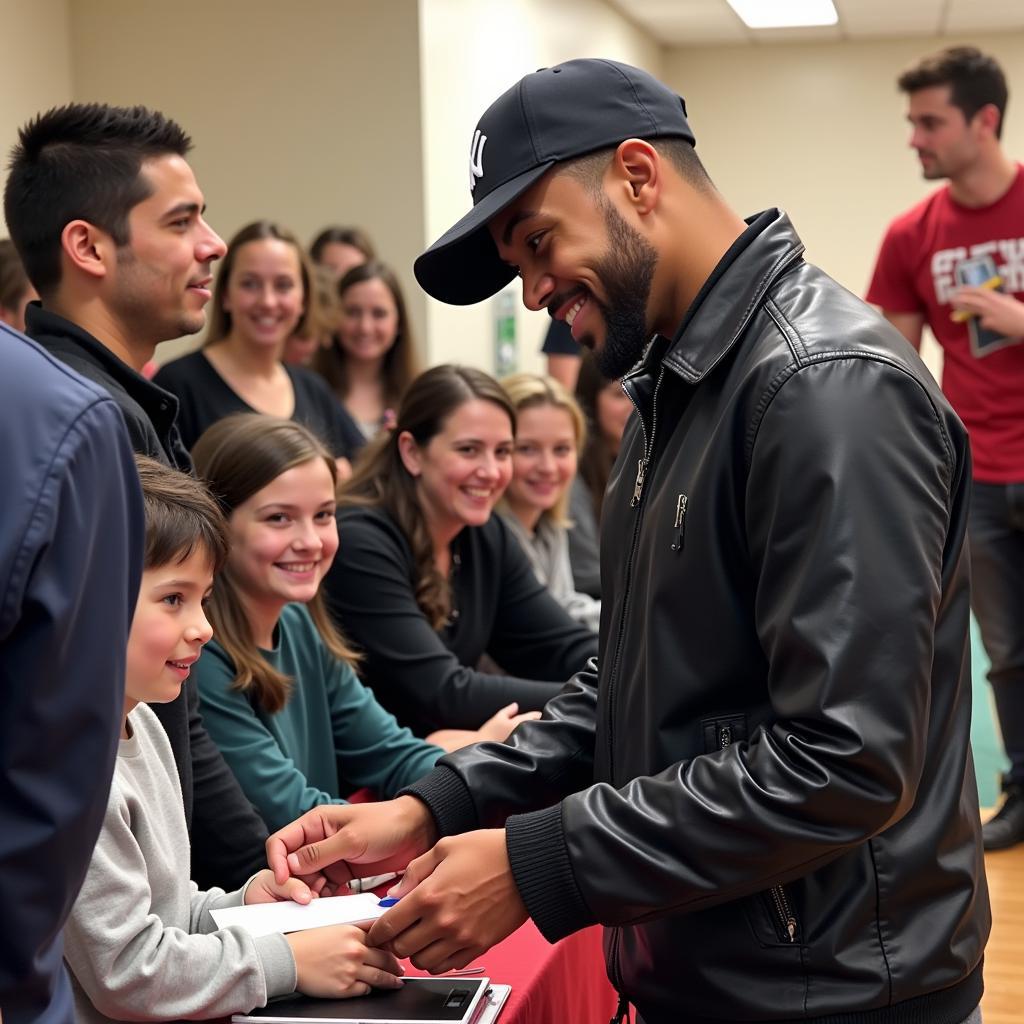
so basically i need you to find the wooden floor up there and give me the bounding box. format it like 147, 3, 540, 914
980, 842, 1024, 1024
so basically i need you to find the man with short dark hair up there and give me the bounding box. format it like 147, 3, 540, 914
4, 102, 270, 889
269, 60, 990, 1024
867, 45, 1024, 850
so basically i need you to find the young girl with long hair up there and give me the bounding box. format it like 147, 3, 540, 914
190, 414, 523, 832
325, 364, 598, 738
498, 373, 600, 632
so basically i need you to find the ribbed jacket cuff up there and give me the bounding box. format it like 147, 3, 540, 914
506, 803, 594, 943
256, 931, 298, 999
400, 765, 480, 837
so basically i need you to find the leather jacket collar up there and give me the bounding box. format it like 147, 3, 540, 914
658, 208, 805, 385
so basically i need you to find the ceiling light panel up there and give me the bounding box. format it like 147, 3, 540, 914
726, 0, 839, 29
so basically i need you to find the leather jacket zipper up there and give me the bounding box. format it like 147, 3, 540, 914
607, 366, 666, 783
603, 366, 664, 1024
631, 458, 646, 506
629, 366, 664, 507
717, 726, 798, 943
770, 885, 798, 943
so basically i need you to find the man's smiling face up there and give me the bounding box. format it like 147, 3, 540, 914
489, 166, 657, 379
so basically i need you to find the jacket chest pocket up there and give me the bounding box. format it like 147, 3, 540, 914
701, 713, 748, 754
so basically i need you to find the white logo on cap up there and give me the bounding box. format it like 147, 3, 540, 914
469, 129, 487, 192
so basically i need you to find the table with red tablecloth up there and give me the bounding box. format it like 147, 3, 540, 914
403, 919, 616, 1024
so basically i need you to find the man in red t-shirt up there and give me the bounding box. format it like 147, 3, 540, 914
868, 46, 1024, 851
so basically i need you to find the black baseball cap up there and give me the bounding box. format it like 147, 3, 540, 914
414, 58, 695, 306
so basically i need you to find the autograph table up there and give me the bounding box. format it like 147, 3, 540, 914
403, 919, 616, 1024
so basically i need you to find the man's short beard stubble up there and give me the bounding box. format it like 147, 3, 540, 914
588, 198, 659, 380
114, 244, 205, 345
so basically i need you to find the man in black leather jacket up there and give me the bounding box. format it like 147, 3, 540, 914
268, 60, 990, 1024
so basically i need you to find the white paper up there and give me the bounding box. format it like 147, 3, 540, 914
211, 893, 386, 938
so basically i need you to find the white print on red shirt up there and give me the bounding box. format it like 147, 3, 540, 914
931, 238, 1024, 304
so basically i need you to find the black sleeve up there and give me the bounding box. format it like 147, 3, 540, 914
185, 679, 270, 891
403, 660, 600, 838
541, 319, 581, 356
0, 397, 145, 1024
484, 517, 598, 680
324, 513, 566, 735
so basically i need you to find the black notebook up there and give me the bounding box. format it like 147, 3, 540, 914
231, 977, 493, 1024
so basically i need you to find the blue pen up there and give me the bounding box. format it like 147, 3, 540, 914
378, 896, 401, 907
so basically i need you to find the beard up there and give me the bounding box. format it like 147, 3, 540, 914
584, 199, 658, 380
113, 245, 207, 346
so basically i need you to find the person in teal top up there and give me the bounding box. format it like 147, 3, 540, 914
191, 413, 538, 832
196, 602, 441, 831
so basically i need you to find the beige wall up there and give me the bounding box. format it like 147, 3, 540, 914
665, 32, 1024, 380
6, 5, 1024, 381
418, 0, 663, 370
67, 0, 426, 364
0, 0, 73, 235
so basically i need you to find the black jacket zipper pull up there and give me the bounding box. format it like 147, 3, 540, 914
609, 992, 631, 1024
670, 493, 687, 551
631, 458, 647, 507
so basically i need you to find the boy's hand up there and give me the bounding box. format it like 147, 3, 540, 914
287, 924, 405, 998
244, 868, 326, 906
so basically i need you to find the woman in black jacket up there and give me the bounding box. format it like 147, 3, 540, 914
324, 364, 598, 738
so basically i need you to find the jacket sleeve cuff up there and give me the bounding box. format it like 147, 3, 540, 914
506, 803, 594, 943
400, 765, 480, 837
255, 932, 298, 999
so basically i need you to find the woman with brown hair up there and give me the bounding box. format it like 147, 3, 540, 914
324, 364, 598, 738
154, 220, 363, 468
315, 260, 421, 440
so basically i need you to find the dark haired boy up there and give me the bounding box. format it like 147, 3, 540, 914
3, 102, 269, 887
64, 457, 402, 1023
868, 46, 1024, 849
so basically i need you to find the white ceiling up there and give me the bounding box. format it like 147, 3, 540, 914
608, 0, 1024, 46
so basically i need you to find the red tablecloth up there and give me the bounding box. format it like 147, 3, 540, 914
403, 920, 616, 1024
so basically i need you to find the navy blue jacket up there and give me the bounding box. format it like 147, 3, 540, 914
0, 323, 144, 1024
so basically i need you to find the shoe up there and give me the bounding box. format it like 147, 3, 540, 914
982, 778, 1024, 851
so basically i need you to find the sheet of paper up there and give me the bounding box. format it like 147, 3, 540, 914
211, 893, 386, 938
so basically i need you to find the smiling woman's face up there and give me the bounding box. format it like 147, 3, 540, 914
401, 398, 515, 540
222, 238, 305, 351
